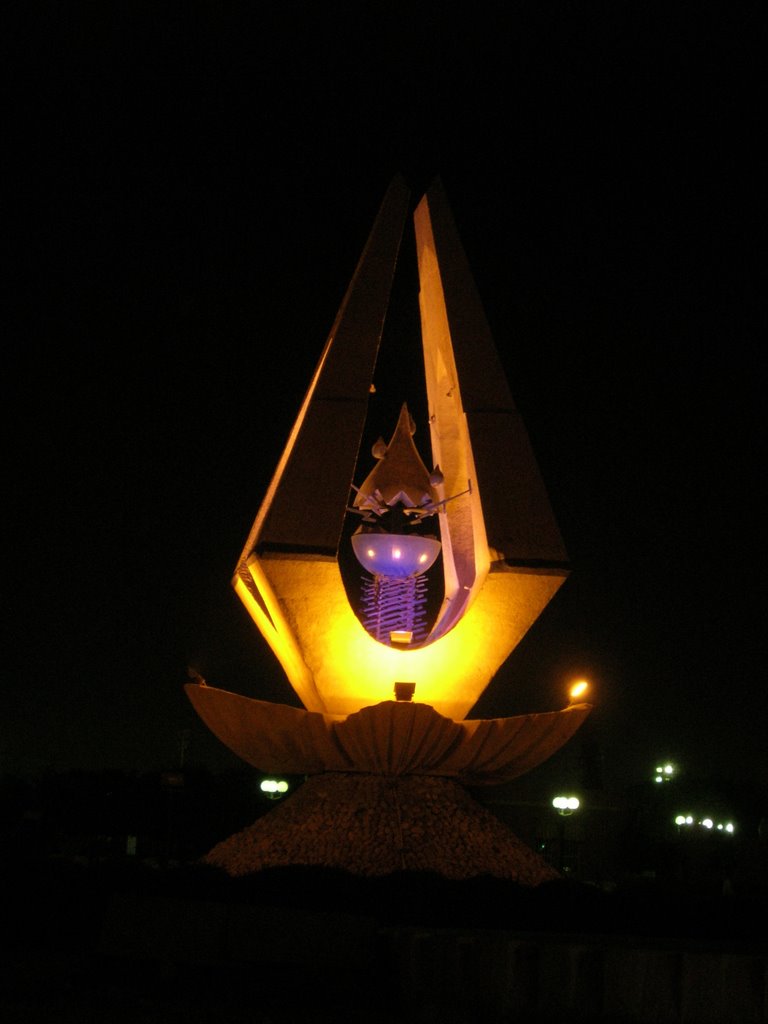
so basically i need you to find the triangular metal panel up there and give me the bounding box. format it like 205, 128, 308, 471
416, 180, 569, 568
235, 175, 411, 564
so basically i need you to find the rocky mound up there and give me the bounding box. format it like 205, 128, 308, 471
204, 772, 559, 886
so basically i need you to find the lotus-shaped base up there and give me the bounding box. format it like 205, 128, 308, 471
185, 685, 590, 784
185, 686, 591, 882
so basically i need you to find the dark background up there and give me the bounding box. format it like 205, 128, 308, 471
8, 3, 763, 794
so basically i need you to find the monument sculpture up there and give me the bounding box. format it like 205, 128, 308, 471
185, 177, 591, 883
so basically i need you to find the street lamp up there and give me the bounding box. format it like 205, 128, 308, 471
260, 778, 290, 800
674, 814, 736, 834
553, 795, 580, 815
552, 794, 581, 875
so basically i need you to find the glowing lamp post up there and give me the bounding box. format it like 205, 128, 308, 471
260, 778, 290, 800
675, 814, 694, 828
675, 813, 735, 834
553, 795, 580, 816
552, 794, 580, 875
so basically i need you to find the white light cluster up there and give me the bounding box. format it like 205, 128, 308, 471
654, 763, 675, 783
260, 779, 289, 794
674, 814, 734, 833
552, 795, 580, 812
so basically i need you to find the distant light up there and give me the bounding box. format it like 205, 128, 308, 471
675, 814, 693, 826
553, 795, 580, 815
569, 680, 589, 702
685, 815, 693, 824
261, 778, 289, 797
654, 761, 675, 782
701, 818, 714, 829
714, 821, 736, 834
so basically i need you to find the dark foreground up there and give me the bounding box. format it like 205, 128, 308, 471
2, 859, 767, 1023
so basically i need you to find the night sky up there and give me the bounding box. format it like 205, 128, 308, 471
9, 4, 763, 791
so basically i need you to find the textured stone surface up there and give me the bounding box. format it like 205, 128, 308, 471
204, 772, 560, 885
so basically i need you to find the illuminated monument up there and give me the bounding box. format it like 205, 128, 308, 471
186, 178, 591, 882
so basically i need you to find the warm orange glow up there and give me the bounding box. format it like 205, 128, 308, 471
235, 561, 324, 713
569, 679, 590, 702
242, 554, 567, 719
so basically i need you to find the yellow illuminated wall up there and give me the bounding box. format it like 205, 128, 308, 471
239, 554, 566, 719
